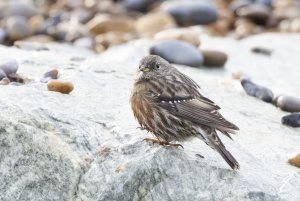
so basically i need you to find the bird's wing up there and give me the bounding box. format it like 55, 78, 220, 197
149, 73, 239, 134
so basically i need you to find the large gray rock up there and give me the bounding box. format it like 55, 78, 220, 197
0, 33, 300, 201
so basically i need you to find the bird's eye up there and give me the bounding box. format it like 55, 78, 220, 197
156, 64, 160, 69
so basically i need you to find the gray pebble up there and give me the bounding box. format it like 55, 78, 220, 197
150, 40, 203, 67
6, 16, 31, 41
121, 0, 156, 12
161, 1, 218, 25
240, 78, 274, 103
0, 69, 7, 80
0, 59, 18, 75
282, 113, 300, 128
275, 95, 300, 113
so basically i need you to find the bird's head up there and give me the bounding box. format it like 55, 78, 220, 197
135, 55, 172, 81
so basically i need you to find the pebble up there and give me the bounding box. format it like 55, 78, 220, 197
41, 69, 59, 83
47, 80, 74, 94
7, 73, 25, 84
235, 18, 256, 39
274, 95, 300, 113
0, 77, 10, 85
154, 28, 201, 47
0, 59, 18, 75
236, 4, 271, 25
5, 0, 37, 18
161, 1, 218, 25
95, 32, 135, 49
229, 0, 252, 16
240, 78, 274, 103
282, 113, 300, 128
0, 69, 7, 80
251, 46, 273, 55
86, 14, 135, 35
6, 16, 31, 41
0, 28, 7, 44
150, 40, 203, 67
121, 0, 157, 12
134, 12, 176, 37
288, 153, 300, 168
202, 50, 228, 67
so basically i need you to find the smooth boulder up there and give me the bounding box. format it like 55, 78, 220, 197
161, 1, 218, 25
150, 40, 203, 67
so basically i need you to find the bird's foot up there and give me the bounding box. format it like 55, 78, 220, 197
143, 138, 184, 149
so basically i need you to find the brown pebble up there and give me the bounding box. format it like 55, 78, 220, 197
288, 154, 300, 168
202, 50, 228, 67
47, 80, 74, 94
274, 95, 300, 113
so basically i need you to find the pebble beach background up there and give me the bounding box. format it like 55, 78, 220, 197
0, 0, 300, 201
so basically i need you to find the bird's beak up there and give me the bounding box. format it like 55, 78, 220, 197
140, 66, 151, 72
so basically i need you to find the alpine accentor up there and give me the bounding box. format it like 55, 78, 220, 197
130, 55, 240, 170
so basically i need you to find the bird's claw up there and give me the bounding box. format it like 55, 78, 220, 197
137, 126, 145, 130
143, 138, 184, 149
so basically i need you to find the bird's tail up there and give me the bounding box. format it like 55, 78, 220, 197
205, 129, 240, 170
213, 142, 240, 170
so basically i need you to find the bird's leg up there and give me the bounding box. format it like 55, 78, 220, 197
143, 138, 184, 149
136, 126, 145, 130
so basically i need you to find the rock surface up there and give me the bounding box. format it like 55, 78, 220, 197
0, 33, 300, 201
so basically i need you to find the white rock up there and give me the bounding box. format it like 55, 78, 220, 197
0, 34, 299, 201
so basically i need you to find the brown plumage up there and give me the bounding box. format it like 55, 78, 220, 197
130, 55, 240, 170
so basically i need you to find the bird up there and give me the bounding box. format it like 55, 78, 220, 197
130, 55, 240, 170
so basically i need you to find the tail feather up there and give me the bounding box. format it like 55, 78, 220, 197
207, 129, 240, 170
214, 144, 240, 170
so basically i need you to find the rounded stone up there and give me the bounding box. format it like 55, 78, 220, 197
6, 16, 31, 41
121, 0, 157, 12
44, 69, 59, 79
150, 40, 203, 67
95, 32, 135, 49
86, 14, 135, 35
47, 80, 74, 94
282, 113, 300, 128
202, 50, 228, 67
236, 4, 271, 25
288, 153, 300, 167
0, 59, 18, 75
0, 69, 7, 80
0, 77, 10, 85
240, 78, 274, 103
229, 0, 252, 15
161, 1, 218, 25
154, 28, 200, 47
0, 28, 7, 44
135, 12, 176, 37
274, 95, 300, 113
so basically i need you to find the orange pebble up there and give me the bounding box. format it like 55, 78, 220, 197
47, 80, 74, 94
288, 154, 300, 168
